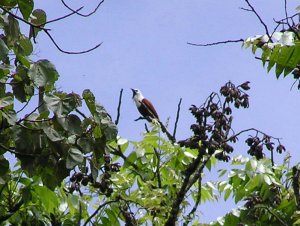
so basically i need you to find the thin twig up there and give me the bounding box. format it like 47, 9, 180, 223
43, 29, 102, 54
16, 96, 32, 114
43, 7, 84, 25
61, 0, 105, 17
244, 0, 271, 39
115, 89, 123, 125
173, 98, 182, 139
183, 176, 202, 226
75, 108, 87, 119
187, 39, 244, 47
0, 6, 102, 54
153, 147, 162, 188
83, 199, 118, 226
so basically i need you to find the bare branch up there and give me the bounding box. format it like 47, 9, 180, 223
173, 98, 182, 139
61, 0, 105, 17
0, 6, 103, 54
244, 0, 271, 39
187, 39, 244, 47
43, 29, 102, 54
115, 89, 123, 125
43, 7, 84, 25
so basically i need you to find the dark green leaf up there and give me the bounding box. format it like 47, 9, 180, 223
56, 114, 82, 135
2, 108, 16, 125
4, 15, 21, 46
77, 137, 93, 154
17, 0, 34, 20
0, 39, 9, 60
29, 9, 47, 39
42, 125, 64, 142
82, 89, 96, 115
0, 155, 9, 175
44, 92, 81, 116
33, 185, 59, 213
66, 148, 84, 169
0, 95, 13, 108
28, 59, 59, 89
18, 35, 33, 56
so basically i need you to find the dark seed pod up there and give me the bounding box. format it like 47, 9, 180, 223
240, 81, 250, 90
276, 144, 286, 153
81, 176, 89, 186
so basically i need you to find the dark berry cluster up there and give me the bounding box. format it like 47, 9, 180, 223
69, 169, 93, 193
246, 135, 285, 160
179, 81, 251, 162
92, 154, 120, 197
68, 154, 121, 197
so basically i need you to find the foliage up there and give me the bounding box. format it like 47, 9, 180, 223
243, 5, 300, 83
0, 1, 299, 226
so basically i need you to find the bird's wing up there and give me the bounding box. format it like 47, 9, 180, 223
141, 98, 159, 119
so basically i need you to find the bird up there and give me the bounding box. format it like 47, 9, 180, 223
131, 88, 159, 122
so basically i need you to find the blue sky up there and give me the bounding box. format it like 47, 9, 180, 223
31, 0, 300, 222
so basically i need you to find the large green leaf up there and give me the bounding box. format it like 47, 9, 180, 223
66, 147, 84, 169
42, 125, 64, 142
0, 39, 9, 60
44, 92, 81, 116
28, 59, 59, 89
83, 89, 118, 141
0, 95, 13, 108
17, 35, 33, 56
17, 0, 34, 20
4, 15, 21, 46
56, 114, 82, 135
33, 185, 59, 213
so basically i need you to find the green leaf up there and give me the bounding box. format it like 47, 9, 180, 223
5, 15, 21, 46
17, 0, 34, 20
56, 114, 82, 135
66, 148, 84, 169
42, 125, 64, 142
0, 39, 9, 60
29, 9, 47, 39
267, 45, 280, 72
18, 35, 33, 56
2, 108, 16, 125
33, 185, 59, 213
44, 92, 81, 116
82, 89, 96, 115
0, 95, 13, 108
184, 148, 198, 159
275, 63, 284, 78
0, 155, 9, 175
28, 59, 59, 90
77, 137, 92, 154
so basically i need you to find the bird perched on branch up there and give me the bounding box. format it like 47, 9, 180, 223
131, 88, 159, 122
131, 88, 175, 143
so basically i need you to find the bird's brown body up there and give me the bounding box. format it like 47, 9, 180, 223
131, 89, 159, 122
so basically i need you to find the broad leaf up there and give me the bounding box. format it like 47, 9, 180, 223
17, 0, 34, 20
28, 59, 59, 90
66, 148, 84, 169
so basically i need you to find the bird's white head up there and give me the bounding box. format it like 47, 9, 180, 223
131, 88, 144, 106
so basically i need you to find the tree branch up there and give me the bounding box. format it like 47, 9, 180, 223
173, 98, 182, 140
243, 0, 271, 39
0, 6, 103, 54
187, 39, 244, 47
115, 89, 123, 125
61, 0, 105, 17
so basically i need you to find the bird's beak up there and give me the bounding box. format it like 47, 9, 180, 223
131, 88, 136, 98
